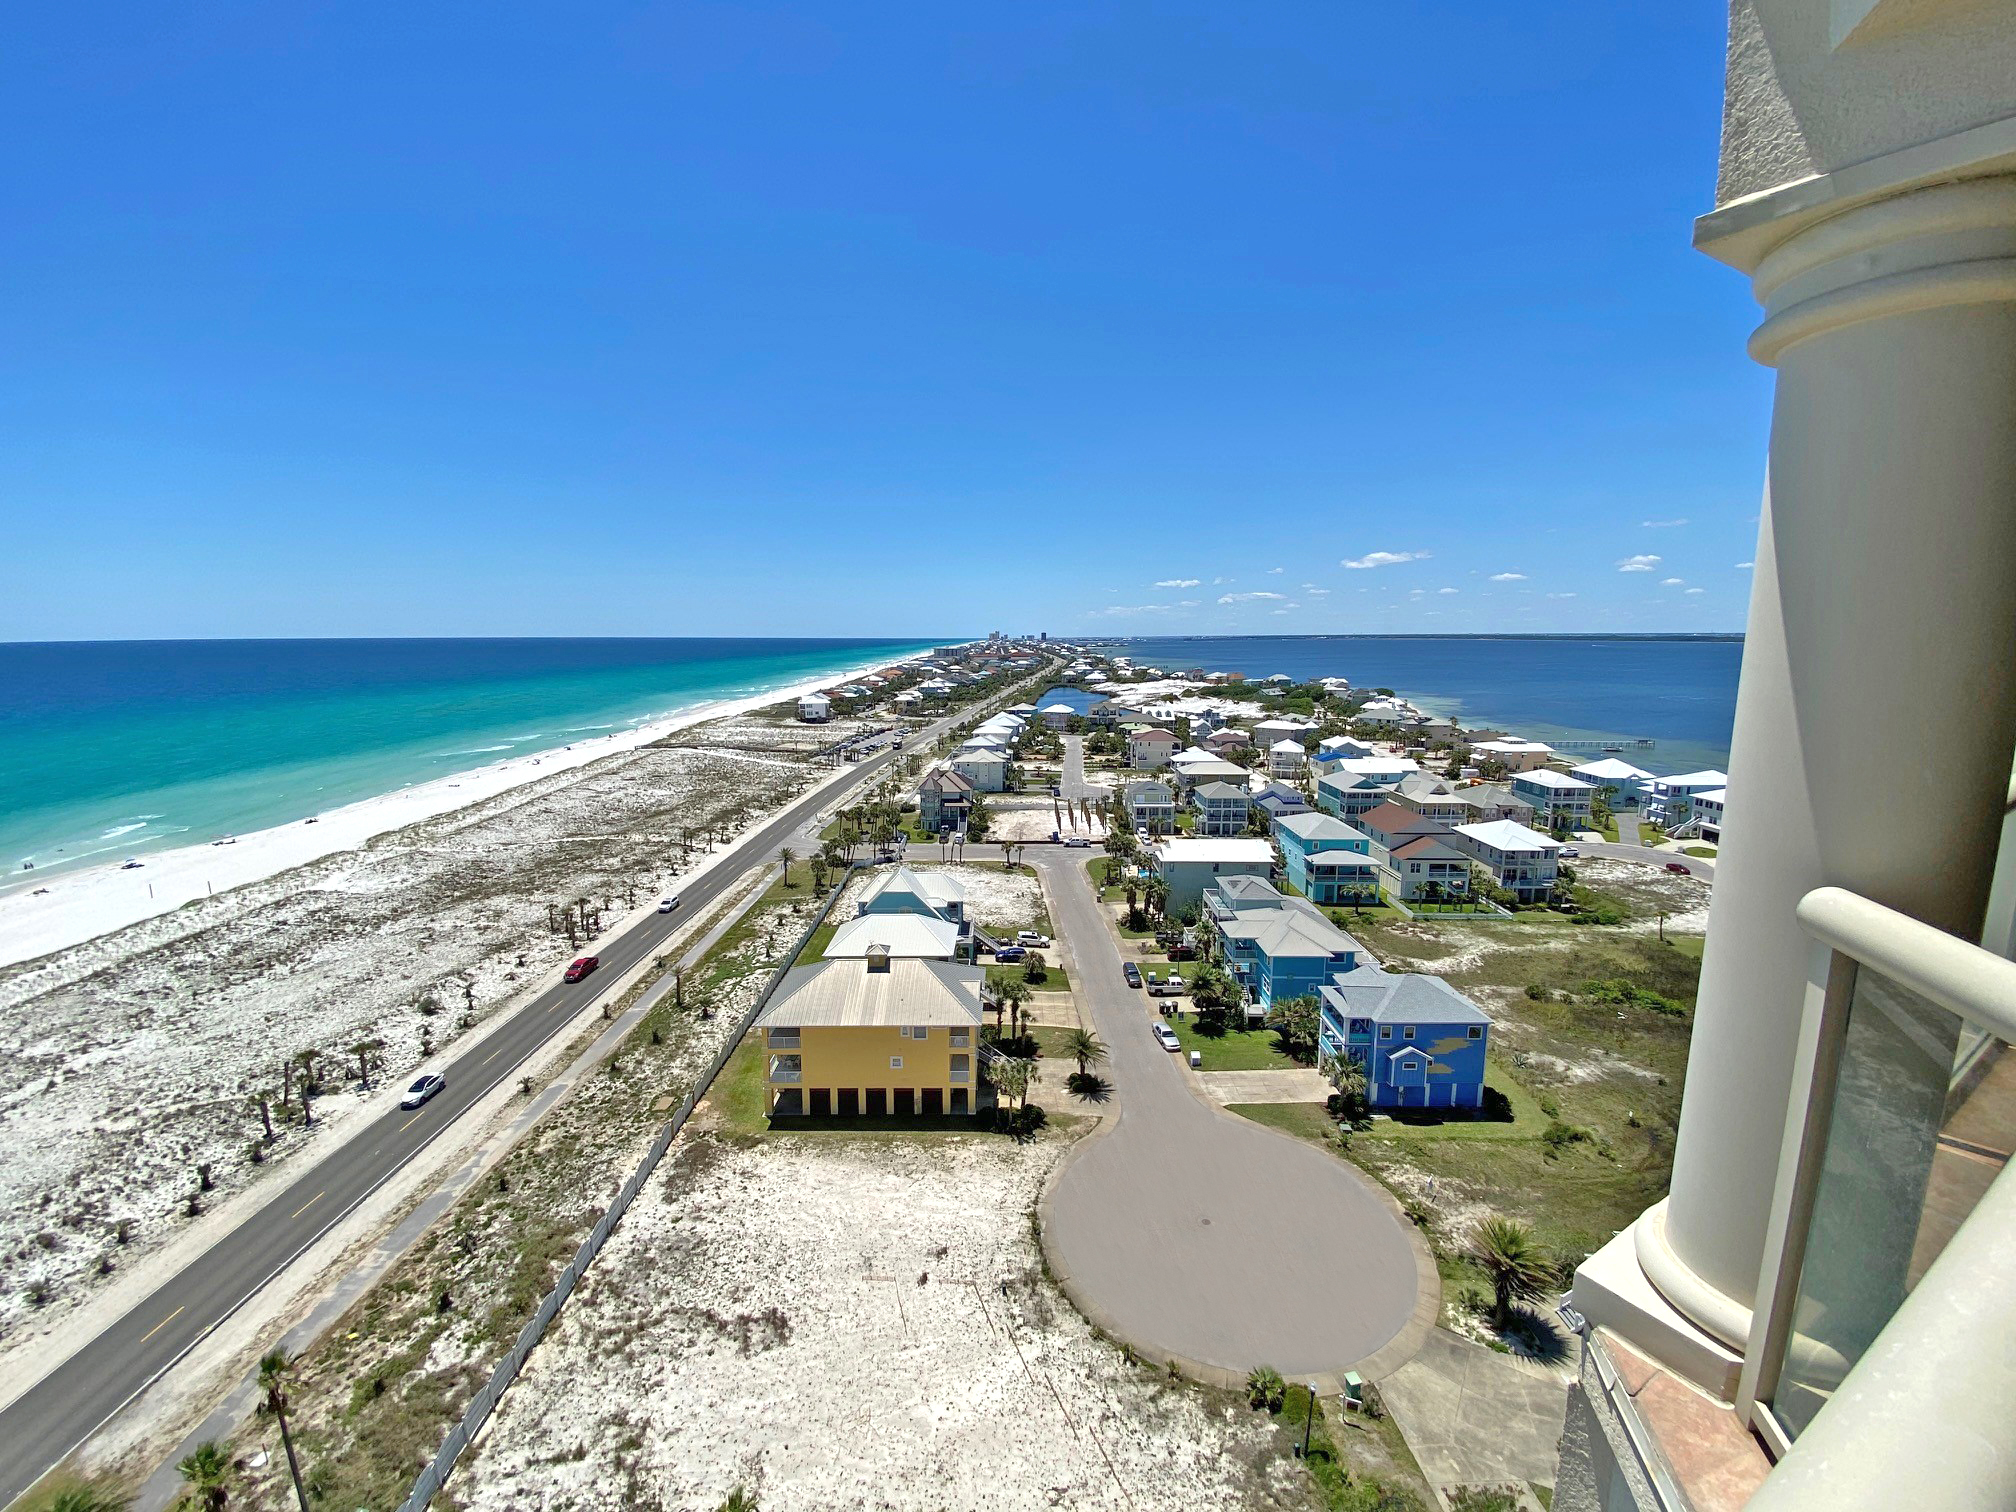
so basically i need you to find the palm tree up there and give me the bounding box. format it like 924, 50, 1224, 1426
177, 1441, 231, 1510
993, 976, 1033, 1040
246, 1092, 274, 1146
1472, 1215, 1553, 1332
259, 1349, 312, 1512
778, 846, 796, 885
985, 1055, 1036, 1111
1064, 1028, 1108, 1077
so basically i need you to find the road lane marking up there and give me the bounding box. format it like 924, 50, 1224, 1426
138, 1306, 184, 1344
290, 1191, 325, 1221
481, 1047, 502, 1065
401, 1110, 427, 1130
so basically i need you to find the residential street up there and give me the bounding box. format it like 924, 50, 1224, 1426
1034, 850, 1432, 1384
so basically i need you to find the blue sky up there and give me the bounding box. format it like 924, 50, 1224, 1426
1, 3, 1764, 642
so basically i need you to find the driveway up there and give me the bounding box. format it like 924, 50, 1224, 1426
1058, 733, 1107, 801
1034, 852, 1434, 1386
1377, 1328, 1571, 1500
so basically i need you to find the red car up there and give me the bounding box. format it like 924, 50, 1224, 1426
564, 955, 600, 983
1664, 861, 1691, 875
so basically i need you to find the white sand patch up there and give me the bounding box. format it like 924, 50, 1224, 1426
454, 1136, 1315, 1512
1572, 859, 1711, 934
1373, 1161, 1494, 1252
0, 732, 850, 1343
1517, 1051, 1662, 1086
829, 864, 1046, 935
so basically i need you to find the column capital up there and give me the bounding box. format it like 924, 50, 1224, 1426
1746, 177, 2016, 365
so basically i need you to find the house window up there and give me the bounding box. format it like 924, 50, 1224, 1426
1380, 1026, 1392, 1040
897, 1026, 910, 1038
911, 1026, 928, 1040
1403, 1026, 1415, 1040
950, 1027, 970, 1047
1468, 1026, 1483, 1040
890, 1056, 904, 1069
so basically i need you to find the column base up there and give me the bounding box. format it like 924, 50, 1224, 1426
1571, 1211, 1744, 1400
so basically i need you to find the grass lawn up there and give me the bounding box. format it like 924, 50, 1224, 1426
698, 870, 829, 990
1370, 1059, 1551, 1142
1227, 1101, 1335, 1143
1682, 845, 1719, 858
1322, 901, 1407, 926
986, 962, 1072, 993
794, 919, 839, 964
1168, 1014, 1301, 1071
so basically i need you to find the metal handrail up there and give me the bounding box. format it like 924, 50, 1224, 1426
1795, 886, 2016, 1041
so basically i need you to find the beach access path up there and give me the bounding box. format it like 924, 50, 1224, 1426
0, 693, 1006, 1509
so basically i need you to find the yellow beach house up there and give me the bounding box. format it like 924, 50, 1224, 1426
760, 945, 986, 1118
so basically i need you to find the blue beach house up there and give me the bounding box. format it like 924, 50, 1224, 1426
1202, 877, 1363, 1012
1273, 811, 1382, 905
1317, 965, 1491, 1110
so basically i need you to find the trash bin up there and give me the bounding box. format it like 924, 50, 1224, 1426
1188, 1051, 1201, 1069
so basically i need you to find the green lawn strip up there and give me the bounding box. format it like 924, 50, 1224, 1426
986, 962, 1071, 993
794, 919, 839, 964
1168, 1015, 1300, 1071
1228, 1101, 1336, 1144
1681, 845, 1718, 858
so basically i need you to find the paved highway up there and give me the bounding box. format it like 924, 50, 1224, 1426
0, 694, 1003, 1507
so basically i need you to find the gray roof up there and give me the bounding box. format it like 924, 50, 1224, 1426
758, 957, 985, 1028
1193, 780, 1251, 801
1321, 965, 1490, 1027
1275, 811, 1371, 844
1124, 779, 1174, 803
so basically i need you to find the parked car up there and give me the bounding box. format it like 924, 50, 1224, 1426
1017, 931, 1051, 947
564, 955, 600, 982
1123, 962, 1142, 988
1063, 836, 1091, 848
657, 896, 681, 914
1665, 861, 1691, 875
1559, 846, 1581, 858
994, 945, 1027, 963
401, 1074, 445, 1109
1152, 1023, 1181, 1052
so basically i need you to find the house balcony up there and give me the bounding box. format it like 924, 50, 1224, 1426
767, 1055, 803, 1084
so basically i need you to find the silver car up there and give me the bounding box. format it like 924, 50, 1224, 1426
401, 1074, 445, 1110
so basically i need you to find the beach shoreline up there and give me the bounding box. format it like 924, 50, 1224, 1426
0, 651, 919, 969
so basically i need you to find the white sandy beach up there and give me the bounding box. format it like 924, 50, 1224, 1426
0, 656, 915, 969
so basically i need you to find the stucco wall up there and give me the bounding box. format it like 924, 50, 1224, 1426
1717, 0, 2016, 207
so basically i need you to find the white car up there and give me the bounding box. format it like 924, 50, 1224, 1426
1152, 1023, 1181, 1052
1063, 836, 1091, 848
1016, 931, 1051, 947
401, 1074, 445, 1109
657, 897, 681, 914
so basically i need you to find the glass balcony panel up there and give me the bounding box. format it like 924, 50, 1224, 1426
768, 1054, 804, 1084
1772, 963, 2015, 1439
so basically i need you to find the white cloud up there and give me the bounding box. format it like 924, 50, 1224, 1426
1271, 608, 1291, 615
1685, 587, 1706, 595
1660, 577, 1686, 586
1153, 578, 1201, 589
1546, 592, 1577, 600
1177, 599, 1199, 608
1437, 587, 1460, 595
1341, 550, 1428, 570
1267, 566, 1284, 574
1617, 554, 1662, 572
1488, 572, 1526, 582
1735, 561, 1755, 569
1218, 590, 1286, 604
1305, 586, 1331, 596
1641, 518, 1690, 529
1086, 603, 1173, 617
1213, 575, 1234, 585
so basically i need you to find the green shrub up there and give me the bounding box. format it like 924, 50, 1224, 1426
1246, 1364, 1287, 1412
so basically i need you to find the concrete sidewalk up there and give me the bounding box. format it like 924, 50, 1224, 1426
1378, 1327, 1571, 1507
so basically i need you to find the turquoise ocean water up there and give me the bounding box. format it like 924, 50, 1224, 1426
0, 637, 935, 885
1112, 635, 1743, 776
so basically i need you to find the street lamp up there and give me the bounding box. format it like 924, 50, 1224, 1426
1298, 1382, 1320, 1459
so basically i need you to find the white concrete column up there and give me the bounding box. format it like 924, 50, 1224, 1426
1632, 177, 2016, 1350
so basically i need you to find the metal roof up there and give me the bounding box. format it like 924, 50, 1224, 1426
824, 914, 962, 960
758, 958, 985, 1028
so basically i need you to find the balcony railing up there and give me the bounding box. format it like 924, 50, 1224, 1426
1734, 887, 2016, 1511
767, 1055, 803, 1084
